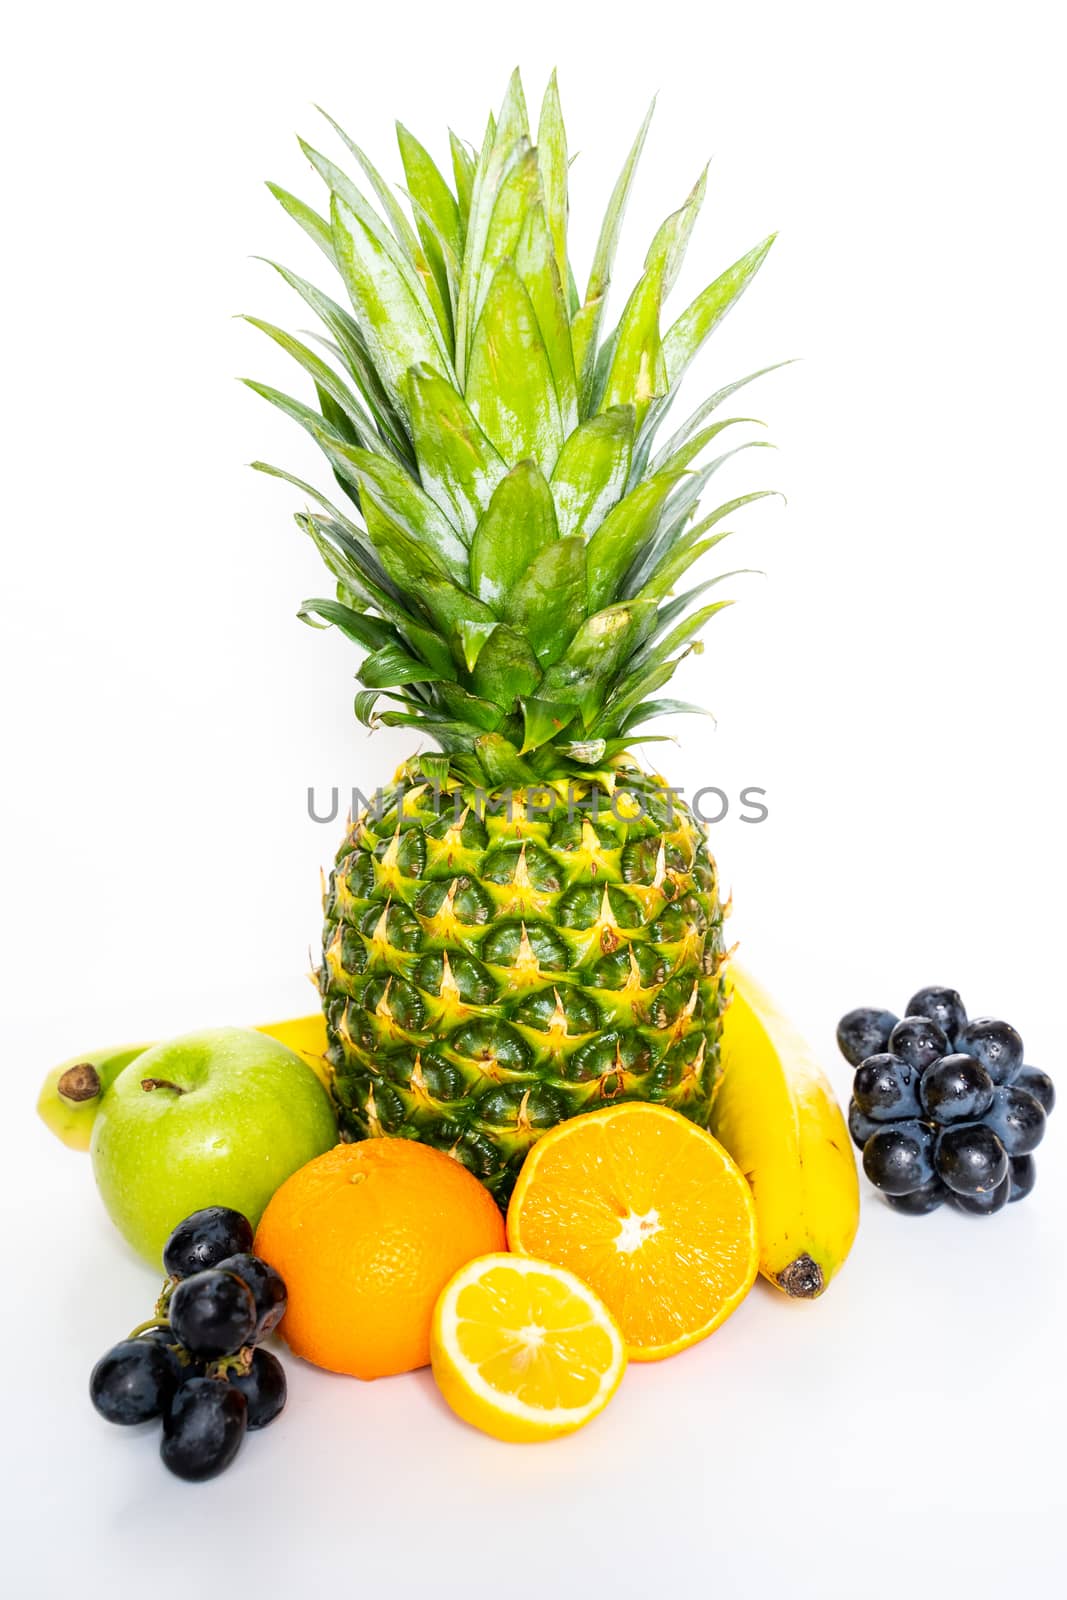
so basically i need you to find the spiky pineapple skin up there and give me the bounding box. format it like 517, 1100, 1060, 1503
321, 761, 729, 1203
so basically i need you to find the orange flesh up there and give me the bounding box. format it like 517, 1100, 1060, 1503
453, 1264, 617, 1409
507, 1106, 758, 1359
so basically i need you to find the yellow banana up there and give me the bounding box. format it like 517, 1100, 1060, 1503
36, 1015, 331, 1150
711, 965, 859, 1299
253, 1014, 331, 1086
36, 1045, 153, 1152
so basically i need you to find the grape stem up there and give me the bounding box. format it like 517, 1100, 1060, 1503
153, 1278, 177, 1320
209, 1347, 254, 1380
128, 1317, 170, 1339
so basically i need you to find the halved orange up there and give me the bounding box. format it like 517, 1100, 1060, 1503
507, 1104, 759, 1361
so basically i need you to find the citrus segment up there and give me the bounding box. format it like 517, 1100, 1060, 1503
507, 1104, 759, 1360
431, 1254, 627, 1442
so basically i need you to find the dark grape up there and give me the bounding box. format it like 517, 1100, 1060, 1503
918, 1054, 995, 1124
884, 1177, 949, 1215
134, 1324, 188, 1382
888, 1016, 949, 1073
163, 1207, 254, 1279
852, 1054, 921, 1120
1015, 1066, 1055, 1116
984, 1085, 1046, 1156
934, 1124, 1008, 1196
948, 1174, 1011, 1216
848, 1099, 880, 1150
90, 1340, 178, 1426
1009, 1154, 1037, 1203
227, 1349, 287, 1430
160, 1378, 247, 1481
215, 1254, 287, 1341
862, 1122, 935, 1195
905, 987, 967, 1046
837, 1008, 899, 1067
956, 1018, 1024, 1085
169, 1270, 257, 1360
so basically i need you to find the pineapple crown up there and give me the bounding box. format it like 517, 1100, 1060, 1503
247, 69, 782, 788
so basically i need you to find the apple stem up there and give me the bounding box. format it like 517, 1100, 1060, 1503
140, 1077, 186, 1095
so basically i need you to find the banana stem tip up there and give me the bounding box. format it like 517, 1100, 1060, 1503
777, 1255, 824, 1299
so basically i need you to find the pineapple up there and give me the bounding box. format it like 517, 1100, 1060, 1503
249, 72, 779, 1202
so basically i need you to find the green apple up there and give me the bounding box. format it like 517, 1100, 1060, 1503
91, 1027, 337, 1266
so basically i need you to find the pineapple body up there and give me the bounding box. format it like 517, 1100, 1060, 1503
323, 763, 728, 1201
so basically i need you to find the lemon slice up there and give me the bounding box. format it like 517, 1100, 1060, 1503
430, 1253, 627, 1442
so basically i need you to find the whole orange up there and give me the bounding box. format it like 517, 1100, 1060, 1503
254, 1139, 505, 1379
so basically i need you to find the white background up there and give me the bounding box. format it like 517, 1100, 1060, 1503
3, 1, 1066, 1595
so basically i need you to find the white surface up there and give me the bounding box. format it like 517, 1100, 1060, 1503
3, 0, 1066, 1595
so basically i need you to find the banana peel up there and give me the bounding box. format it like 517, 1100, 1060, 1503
713, 965, 860, 1299
36, 1015, 331, 1151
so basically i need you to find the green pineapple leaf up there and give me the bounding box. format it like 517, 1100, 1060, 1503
354, 688, 382, 726
358, 642, 451, 689
297, 598, 397, 652
407, 365, 506, 540
654, 416, 765, 475
473, 730, 536, 785
469, 460, 559, 611
472, 145, 541, 330
536, 71, 570, 299
251, 460, 349, 525
519, 697, 578, 753
585, 471, 682, 611
455, 76, 531, 378
538, 599, 657, 721
337, 443, 469, 583
266, 183, 336, 265
449, 131, 476, 240
644, 166, 708, 297
634, 489, 781, 600
396, 123, 463, 314
663, 233, 777, 387
549, 406, 634, 540
629, 598, 736, 670
598, 628, 719, 732
296, 514, 403, 615
619, 696, 714, 733
465, 264, 564, 475
416, 578, 498, 659
455, 618, 499, 673
500, 535, 587, 667
470, 625, 542, 705
242, 379, 363, 501
260, 260, 413, 464
316, 108, 453, 350
651, 360, 796, 470
435, 682, 506, 731
242, 317, 376, 448
514, 201, 578, 434
572, 99, 656, 409
597, 259, 667, 428
630, 467, 777, 597
330, 191, 453, 413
